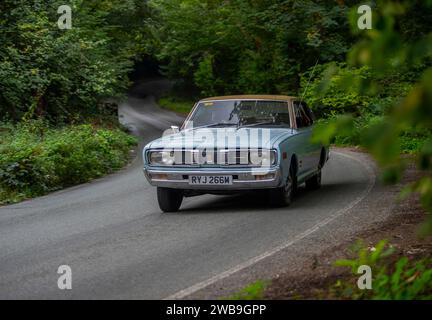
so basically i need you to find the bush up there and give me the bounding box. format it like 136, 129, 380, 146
399, 128, 432, 154
158, 95, 195, 115
300, 62, 415, 118
315, 114, 430, 154
226, 281, 268, 300
333, 240, 432, 300
305, 62, 431, 153
300, 63, 371, 117
0, 0, 150, 122
0, 120, 137, 204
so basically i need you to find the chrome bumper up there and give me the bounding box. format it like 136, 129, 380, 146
143, 167, 282, 190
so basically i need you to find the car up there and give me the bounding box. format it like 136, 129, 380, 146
143, 95, 329, 212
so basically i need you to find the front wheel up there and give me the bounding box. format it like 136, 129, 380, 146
268, 168, 296, 207
157, 187, 183, 212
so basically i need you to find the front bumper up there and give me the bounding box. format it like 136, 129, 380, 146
143, 167, 282, 190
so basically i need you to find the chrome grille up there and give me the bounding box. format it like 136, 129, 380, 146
174, 149, 252, 166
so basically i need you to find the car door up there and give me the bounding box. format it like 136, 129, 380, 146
293, 101, 316, 175
303, 102, 321, 169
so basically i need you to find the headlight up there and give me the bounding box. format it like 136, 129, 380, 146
249, 149, 277, 166
148, 150, 175, 165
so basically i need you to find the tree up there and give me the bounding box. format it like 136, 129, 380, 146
0, 0, 150, 122
149, 0, 354, 95
312, 0, 432, 234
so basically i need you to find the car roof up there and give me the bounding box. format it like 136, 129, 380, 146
200, 95, 297, 102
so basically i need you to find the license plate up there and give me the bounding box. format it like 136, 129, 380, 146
188, 175, 232, 185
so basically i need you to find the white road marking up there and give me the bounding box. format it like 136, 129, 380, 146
164, 151, 376, 299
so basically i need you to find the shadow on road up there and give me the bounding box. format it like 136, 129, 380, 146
178, 180, 362, 214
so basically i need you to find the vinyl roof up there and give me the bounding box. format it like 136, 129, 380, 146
200, 95, 297, 102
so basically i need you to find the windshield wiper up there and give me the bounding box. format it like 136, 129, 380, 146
184, 122, 237, 131
236, 121, 275, 130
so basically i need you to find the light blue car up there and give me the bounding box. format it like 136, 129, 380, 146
143, 95, 329, 212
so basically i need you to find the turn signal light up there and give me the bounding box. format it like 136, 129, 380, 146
150, 174, 168, 180
254, 173, 275, 181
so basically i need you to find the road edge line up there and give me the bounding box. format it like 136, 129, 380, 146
164, 150, 376, 300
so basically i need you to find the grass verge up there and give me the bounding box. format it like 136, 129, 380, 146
226, 281, 268, 300
0, 120, 138, 205
227, 159, 432, 300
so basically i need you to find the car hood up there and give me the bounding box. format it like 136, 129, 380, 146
145, 127, 294, 150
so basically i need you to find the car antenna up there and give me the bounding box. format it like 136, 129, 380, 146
299, 59, 319, 106
293, 59, 319, 134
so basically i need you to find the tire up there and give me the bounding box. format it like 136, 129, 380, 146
305, 169, 322, 190
269, 167, 297, 207
157, 187, 183, 212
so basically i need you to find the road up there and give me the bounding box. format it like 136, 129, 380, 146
0, 80, 375, 299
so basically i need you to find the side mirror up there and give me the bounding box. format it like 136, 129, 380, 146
162, 125, 180, 137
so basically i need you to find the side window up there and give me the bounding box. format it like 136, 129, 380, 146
293, 101, 303, 127
294, 101, 313, 128
302, 102, 314, 125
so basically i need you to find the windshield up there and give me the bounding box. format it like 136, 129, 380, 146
184, 100, 291, 129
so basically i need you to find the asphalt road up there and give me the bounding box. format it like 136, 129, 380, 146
0, 80, 375, 299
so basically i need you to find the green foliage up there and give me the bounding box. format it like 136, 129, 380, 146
335, 240, 395, 273
334, 240, 432, 300
313, 114, 430, 156
301, 63, 372, 117
399, 128, 431, 154
310, 1, 432, 233
0, 120, 137, 204
149, 0, 353, 95
226, 280, 268, 300
194, 54, 218, 97
158, 95, 195, 115
0, 0, 151, 122
300, 61, 418, 119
